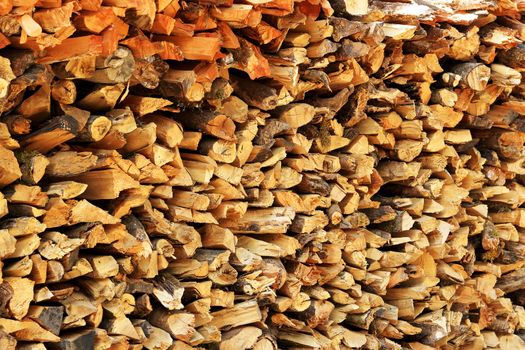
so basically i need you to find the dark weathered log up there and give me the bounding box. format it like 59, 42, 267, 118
21, 115, 79, 154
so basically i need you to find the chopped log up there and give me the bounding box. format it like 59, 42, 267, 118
142, 114, 183, 148
149, 309, 195, 341
0, 2, 524, 350
21, 115, 79, 154
121, 96, 172, 117
26, 305, 63, 335
332, 0, 367, 16
209, 300, 262, 329
450, 63, 491, 91
51, 80, 77, 105
47, 329, 95, 350
198, 138, 236, 163
221, 207, 295, 233
231, 76, 279, 111
76, 115, 112, 142
0, 147, 21, 187
154, 35, 221, 61
70, 169, 140, 200
174, 110, 236, 142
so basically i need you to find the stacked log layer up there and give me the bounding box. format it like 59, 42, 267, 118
0, 0, 525, 349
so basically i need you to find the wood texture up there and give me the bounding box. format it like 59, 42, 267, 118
0, 1, 524, 350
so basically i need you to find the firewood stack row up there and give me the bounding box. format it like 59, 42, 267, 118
2, 0, 525, 349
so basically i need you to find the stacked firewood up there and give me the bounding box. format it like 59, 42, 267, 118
1, 0, 525, 349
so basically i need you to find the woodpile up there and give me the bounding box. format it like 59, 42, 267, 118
1, 0, 525, 349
